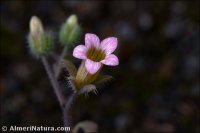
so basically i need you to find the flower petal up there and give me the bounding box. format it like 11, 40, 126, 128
85, 59, 102, 75
101, 54, 119, 66
85, 33, 100, 48
73, 45, 87, 59
100, 37, 118, 55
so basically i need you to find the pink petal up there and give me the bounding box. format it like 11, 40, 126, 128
101, 54, 119, 66
100, 37, 118, 55
85, 33, 100, 48
73, 45, 87, 59
85, 59, 102, 75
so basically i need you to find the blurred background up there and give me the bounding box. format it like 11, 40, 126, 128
0, 1, 199, 132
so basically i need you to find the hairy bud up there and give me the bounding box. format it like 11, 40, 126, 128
28, 16, 53, 58
59, 14, 81, 46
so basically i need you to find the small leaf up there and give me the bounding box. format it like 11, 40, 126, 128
78, 84, 97, 96
61, 59, 77, 77
93, 75, 113, 86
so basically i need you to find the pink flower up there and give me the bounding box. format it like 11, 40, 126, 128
73, 33, 119, 75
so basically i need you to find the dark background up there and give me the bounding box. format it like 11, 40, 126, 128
0, 0, 199, 132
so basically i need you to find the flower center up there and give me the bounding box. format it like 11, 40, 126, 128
86, 47, 106, 62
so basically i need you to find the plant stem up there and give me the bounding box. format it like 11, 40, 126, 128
61, 46, 68, 60
51, 52, 59, 61
41, 56, 66, 107
63, 93, 77, 129
42, 56, 77, 131
55, 46, 68, 78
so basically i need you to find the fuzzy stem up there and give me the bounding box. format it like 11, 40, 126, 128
51, 52, 59, 61
42, 56, 77, 132
63, 93, 77, 131
41, 56, 66, 106
61, 46, 68, 60
55, 46, 68, 78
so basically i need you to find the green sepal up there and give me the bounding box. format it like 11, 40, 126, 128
59, 23, 81, 46
61, 59, 77, 77
28, 31, 53, 58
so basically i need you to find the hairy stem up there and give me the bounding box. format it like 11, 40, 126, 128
42, 56, 77, 131
41, 56, 66, 107
61, 46, 68, 60
51, 52, 59, 61
63, 93, 77, 130
55, 46, 68, 78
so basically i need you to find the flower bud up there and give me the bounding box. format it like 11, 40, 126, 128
59, 14, 81, 46
28, 16, 53, 58
67, 15, 77, 28
30, 16, 44, 37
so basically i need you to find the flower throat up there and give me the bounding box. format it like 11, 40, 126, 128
86, 47, 106, 62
